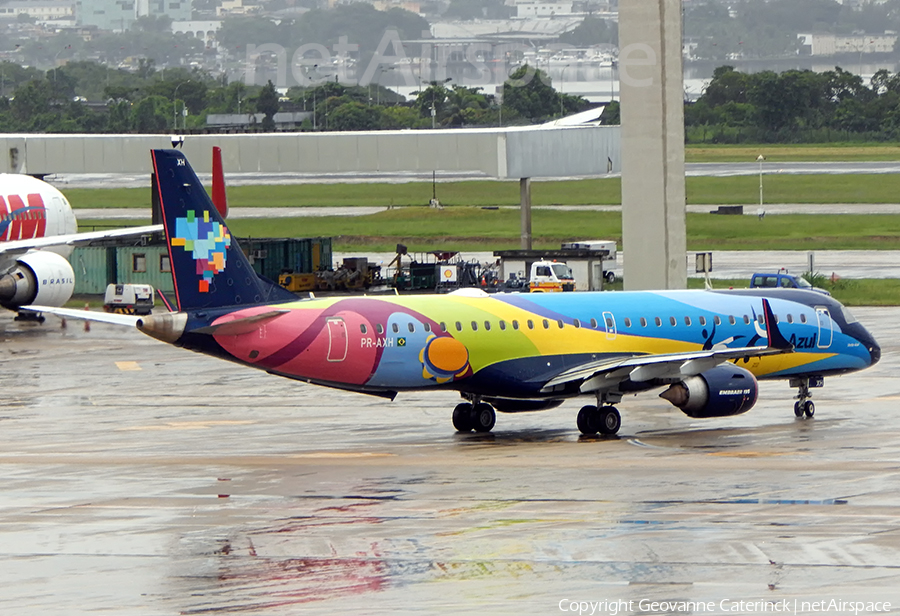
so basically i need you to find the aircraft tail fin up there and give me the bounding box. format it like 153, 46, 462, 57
151, 149, 296, 312
211, 146, 228, 219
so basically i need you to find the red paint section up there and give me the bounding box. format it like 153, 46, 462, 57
27, 193, 46, 238
5, 194, 25, 240
212, 306, 379, 386
0, 196, 7, 241
211, 146, 228, 219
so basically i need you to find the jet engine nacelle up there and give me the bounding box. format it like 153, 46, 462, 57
0, 250, 75, 309
659, 364, 758, 418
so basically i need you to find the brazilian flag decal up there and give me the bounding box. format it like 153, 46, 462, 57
398, 338, 407, 347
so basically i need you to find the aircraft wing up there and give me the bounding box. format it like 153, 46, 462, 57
542, 297, 794, 394
0, 225, 163, 257
541, 344, 792, 394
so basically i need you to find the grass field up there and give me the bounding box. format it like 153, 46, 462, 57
66, 173, 900, 210
684, 143, 900, 163
77, 208, 900, 252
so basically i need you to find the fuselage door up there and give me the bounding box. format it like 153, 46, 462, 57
815, 307, 833, 349
602, 311, 617, 340
326, 317, 348, 362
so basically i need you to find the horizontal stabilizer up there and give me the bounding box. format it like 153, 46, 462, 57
192, 309, 290, 336
24, 305, 140, 327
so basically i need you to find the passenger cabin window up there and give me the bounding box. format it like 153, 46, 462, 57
669, 316, 677, 326
624, 318, 632, 327
605, 317, 613, 328
699, 316, 706, 326
392, 323, 400, 333
471, 321, 478, 331
408, 323, 415, 333
654, 317, 662, 326
440, 322, 447, 332
573, 319, 581, 328
590, 318, 598, 328
640, 317, 647, 327
376, 324, 384, 334
484, 321, 491, 331
527, 320, 534, 329
542, 319, 550, 329
800, 314, 807, 323
360, 324, 368, 334
684, 316, 692, 326
787, 314, 794, 324
757, 314, 765, 325
713, 316, 721, 326
499, 321, 507, 331
424, 323, 431, 332
557, 320, 564, 329
455, 322, 463, 331
774, 315, 779, 323
513, 320, 520, 330
729, 316, 736, 325
743, 315, 750, 324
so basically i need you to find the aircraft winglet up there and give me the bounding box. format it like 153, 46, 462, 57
762, 298, 792, 350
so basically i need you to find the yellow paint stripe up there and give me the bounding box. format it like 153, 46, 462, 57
115, 361, 142, 371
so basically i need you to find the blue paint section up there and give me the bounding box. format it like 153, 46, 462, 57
366, 312, 438, 389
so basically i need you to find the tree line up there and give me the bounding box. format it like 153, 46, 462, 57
0, 61, 593, 133
686, 65, 900, 143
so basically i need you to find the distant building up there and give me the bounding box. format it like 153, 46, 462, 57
798, 32, 897, 56
206, 112, 313, 131
172, 20, 220, 47
75, 0, 192, 31
0, 1, 75, 21
515, 0, 575, 18
216, 0, 260, 17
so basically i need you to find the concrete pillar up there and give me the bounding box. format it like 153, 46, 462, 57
520, 177, 532, 250
619, 0, 686, 290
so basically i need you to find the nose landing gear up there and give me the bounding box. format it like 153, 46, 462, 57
791, 376, 823, 419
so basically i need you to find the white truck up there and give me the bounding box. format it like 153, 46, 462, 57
104, 284, 155, 315
560, 240, 617, 284
528, 260, 576, 292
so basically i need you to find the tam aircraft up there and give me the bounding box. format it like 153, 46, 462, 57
0, 173, 161, 315
28, 149, 881, 435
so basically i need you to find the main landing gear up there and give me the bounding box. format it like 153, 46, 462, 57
577, 405, 621, 436
453, 401, 496, 433
791, 376, 823, 419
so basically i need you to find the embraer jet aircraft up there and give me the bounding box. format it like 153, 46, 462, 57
28, 150, 881, 435
0, 173, 161, 314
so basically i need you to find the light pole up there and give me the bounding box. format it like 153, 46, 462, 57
53, 45, 71, 82
173, 81, 189, 130
430, 77, 452, 129
559, 63, 571, 117
757, 154, 765, 212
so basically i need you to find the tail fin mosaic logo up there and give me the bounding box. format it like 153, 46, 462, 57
171, 210, 232, 292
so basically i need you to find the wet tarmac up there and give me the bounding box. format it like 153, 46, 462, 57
2, 307, 899, 615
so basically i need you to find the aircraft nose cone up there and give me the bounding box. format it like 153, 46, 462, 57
869, 341, 881, 366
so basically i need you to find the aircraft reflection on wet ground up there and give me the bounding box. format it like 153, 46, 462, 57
1, 308, 899, 615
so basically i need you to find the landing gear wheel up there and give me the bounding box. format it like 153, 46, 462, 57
452, 403, 474, 432
577, 405, 599, 435
471, 403, 496, 433
598, 406, 621, 435
794, 401, 803, 418
802, 400, 815, 418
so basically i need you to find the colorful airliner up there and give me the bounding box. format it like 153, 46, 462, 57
28, 149, 881, 435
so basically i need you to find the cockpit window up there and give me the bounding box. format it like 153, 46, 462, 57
551, 263, 573, 279
841, 305, 859, 325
